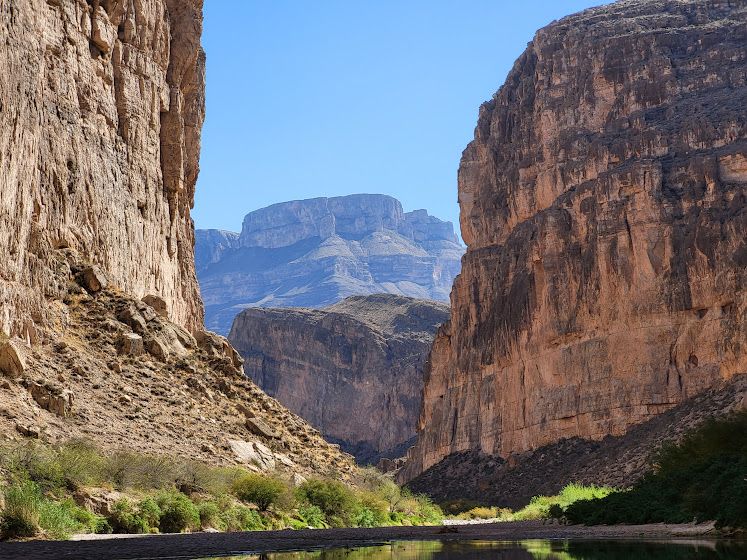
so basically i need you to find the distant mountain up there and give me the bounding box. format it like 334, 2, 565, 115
196, 194, 464, 334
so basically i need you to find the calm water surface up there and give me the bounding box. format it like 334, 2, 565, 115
198, 539, 747, 560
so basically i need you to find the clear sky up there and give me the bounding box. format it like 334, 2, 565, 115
193, 0, 603, 234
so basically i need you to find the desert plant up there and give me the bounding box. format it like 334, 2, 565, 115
155, 492, 199, 533
296, 504, 327, 528
197, 501, 220, 530
296, 479, 359, 526
0, 481, 41, 539
231, 473, 287, 511
107, 499, 150, 534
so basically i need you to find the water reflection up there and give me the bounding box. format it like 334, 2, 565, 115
203, 539, 747, 560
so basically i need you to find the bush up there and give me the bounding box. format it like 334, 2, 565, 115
219, 505, 264, 531
56, 440, 105, 490
296, 479, 359, 525
232, 474, 287, 511
197, 501, 220, 529
0, 481, 41, 539
565, 412, 747, 528
155, 492, 199, 533
38, 499, 91, 540
296, 504, 327, 528
108, 499, 149, 534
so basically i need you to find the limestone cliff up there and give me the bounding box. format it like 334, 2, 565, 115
0, 0, 205, 339
229, 295, 449, 464
0, 0, 355, 481
401, 0, 747, 482
197, 194, 464, 334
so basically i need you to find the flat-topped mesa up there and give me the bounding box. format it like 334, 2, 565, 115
196, 194, 464, 334
239, 194, 459, 249
400, 0, 747, 483
0, 0, 205, 340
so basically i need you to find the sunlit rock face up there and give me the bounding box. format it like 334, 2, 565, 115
229, 294, 449, 464
0, 0, 206, 339
400, 0, 747, 482
197, 194, 464, 334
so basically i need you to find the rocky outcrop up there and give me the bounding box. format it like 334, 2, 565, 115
196, 194, 463, 334
401, 0, 747, 482
0, 259, 355, 481
0, 0, 206, 340
229, 294, 450, 464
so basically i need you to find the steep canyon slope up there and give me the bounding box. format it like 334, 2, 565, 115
0, 0, 354, 480
401, 0, 747, 482
229, 295, 449, 464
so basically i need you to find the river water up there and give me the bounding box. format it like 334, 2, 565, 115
199, 539, 747, 560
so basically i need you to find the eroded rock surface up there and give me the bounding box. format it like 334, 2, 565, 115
0, 0, 206, 340
229, 294, 450, 464
0, 259, 354, 481
401, 0, 747, 482
197, 195, 463, 334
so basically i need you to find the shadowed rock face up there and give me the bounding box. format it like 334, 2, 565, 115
400, 0, 747, 482
0, 0, 206, 338
228, 294, 450, 464
196, 194, 464, 335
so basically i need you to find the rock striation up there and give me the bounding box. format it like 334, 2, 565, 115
401, 0, 747, 483
196, 194, 463, 334
229, 294, 450, 464
0, 0, 356, 481
0, 0, 206, 339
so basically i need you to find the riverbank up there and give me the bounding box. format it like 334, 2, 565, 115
0, 520, 725, 560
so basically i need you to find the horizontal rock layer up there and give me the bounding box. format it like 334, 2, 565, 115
197, 194, 463, 334
0, 0, 206, 340
401, 0, 747, 482
229, 294, 449, 463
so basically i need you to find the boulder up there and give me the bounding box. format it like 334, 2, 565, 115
0, 338, 30, 378
117, 333, 144, 356
77, 266, 108, 293
228, 439, 276, 470
27, 382, 74, 417
246, 417, 279, 439
142, 294, 169, 318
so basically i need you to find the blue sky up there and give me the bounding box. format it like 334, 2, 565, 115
193, 0, 602, 234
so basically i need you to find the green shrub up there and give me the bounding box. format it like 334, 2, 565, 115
137, 497, 161, 530
219, 505, 264, 531
231, 473, 287, 511
296, 504, 327, 528
155, 492, 199, 533
56, 440, 105, 490
296, 479, 359, 525
108, 499, 149, 534
38, 499, 92, 540
198, 501, 220, 529
565, 412, 747, 528
0, 481, 41, 539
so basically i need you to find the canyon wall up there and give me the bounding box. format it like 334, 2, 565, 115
0, 0, 205, 340
229, 294, 449, 463
401, 0, 747, 481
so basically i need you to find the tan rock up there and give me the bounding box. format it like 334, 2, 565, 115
401, 0, 747, 482
228, 439, 276, 471
117, 333, 144, 356
0, 338, 30, 378
78, 266, 109, 294
0, 0, 206, 339
28, 382, 74, 417
245, 417, 279, 439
